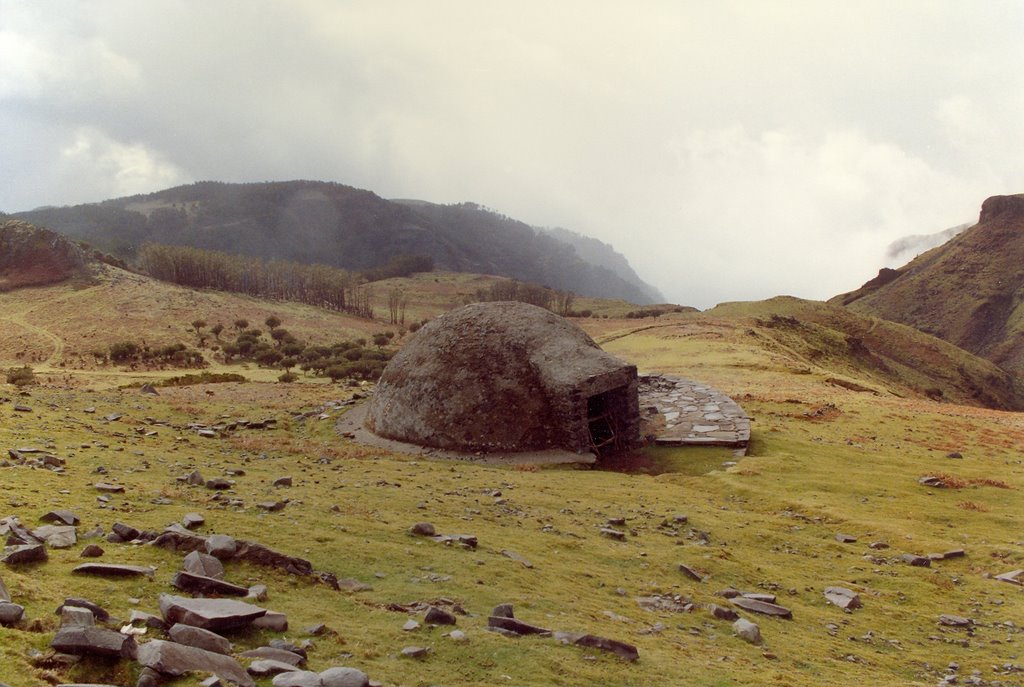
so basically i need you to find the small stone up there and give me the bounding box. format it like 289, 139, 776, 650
824, 586, 862, 610
39, 510, 79, 526
319, 666, 370, 687
0, 601, 25, 626
835, 533, 857, 543
169, 624, 233, 654
80, 544, 104, 558
946, 451, 963, 459
899, 553, 931, 567
731, 598, 793, 619
424, 606, 456, 625
112, 522, 141, 541
59, 605, 95, 627
273, 671, 323, 687
994, 569, 1022, 585
573, 634, 639, 661
182, 512, 205, 530
448, 629, 467, 642
678, 563, 703, 581
206, 478, 232, 490
709, 604, 738, 621
1, 544, 48, 564
869, 541, 890, 550
733, 618, 762, 644
939, 614, 973, 627
403, 619, 420, 631
258, 501, 287, 512
72, 563, 154, 578
400, 645, 429, 659
205, 534, 238, 559
273, 476, 293, 487
409, 522, 436, 536
94, 482, 125, 493
253, 610, 288, 631
183, 550, 225, 579
249, 659, 302, 677
600, 527, 627, 541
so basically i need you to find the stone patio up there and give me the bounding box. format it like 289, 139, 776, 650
638, 375, 750, 454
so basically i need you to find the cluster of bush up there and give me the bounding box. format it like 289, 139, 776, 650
216, 317, 395, 384
5, 366, 36, 386
624, 307, 688, 319
96, 341, 206, 368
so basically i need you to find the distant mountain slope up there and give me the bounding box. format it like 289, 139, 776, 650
831, 194, 1024, 375
538, 226, 664, 303
12, 181, 661, 305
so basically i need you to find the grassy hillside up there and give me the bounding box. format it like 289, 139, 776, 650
833, 194, 1024, 376
1, 280, 1023, 686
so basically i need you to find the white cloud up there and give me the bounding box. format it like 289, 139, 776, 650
56, 128, 186, 203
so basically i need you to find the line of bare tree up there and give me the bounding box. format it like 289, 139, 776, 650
136, 243, 374, 318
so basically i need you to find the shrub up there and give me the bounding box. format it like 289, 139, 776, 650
278, 371, 299, 383
109, 341, 141, 362
5, 366, 36, 386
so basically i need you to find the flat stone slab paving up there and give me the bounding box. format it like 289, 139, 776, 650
639, 375, 750, 453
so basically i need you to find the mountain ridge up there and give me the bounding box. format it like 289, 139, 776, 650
832, 193, 1024, 375
8, 180, 663, 305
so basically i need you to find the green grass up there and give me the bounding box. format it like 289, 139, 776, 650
0, 275, 1022, 686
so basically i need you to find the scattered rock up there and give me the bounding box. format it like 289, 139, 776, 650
51, 624, 136, 658
319, 666, 370, 687
0, 601, 25, 626
258, 501, 287, 512
249, 659, 300, 677
491, 603, 515, 618
500, 549, 533, 568
0, 572, 8, 601
183, 550, 225, 579
159, 594, 267, 632
1, 544, 47, 564
80, 544, 104, 558
994, 569, 1022, 586
939, 614, 973, 627
206, 478, 233, 490
899, 554, 931, 567
733, 618, 762, 645
430, 533, 477, 549
835, 533, 857, 543
93, 482, 125, 493
868, 541, 889, 550
400, 645, 429, 659
240, 647, 305, 666
205, 534, 239, 559
72, 563, 155, 578
425, 606, 456, 626
731, 597, 793, 619
677, 563, 704, 581
59, 605, 95, 627
709, 604, 738, 621
56, 598, 110, 622
168, 623, 232, 655
600, 527, 627, 541
573, 634, 639, 661
112, 522, 141, 541
487, 615, 551, 636
409, 524, 434, 540
172, 570, 249, 597
946, 451, 963, 459
824, 586, 862, 610
273, 671, 324, 687
929, 549, 966, 561
918, 476, 947, 488
39, 510, 79, 526
273, 476, 293, 487
32, 525, 77, 548
181, 512, 205, 530
449, 629, 467, 642
253, 610, 289, 631
136, 639, 254, 687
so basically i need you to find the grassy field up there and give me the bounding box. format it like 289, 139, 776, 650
1, 271, 1022, 687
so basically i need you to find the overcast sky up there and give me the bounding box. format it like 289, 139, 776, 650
2, 1, 1021, 308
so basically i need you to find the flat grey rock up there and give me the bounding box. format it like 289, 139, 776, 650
2, 543, 47, 564
824, 586, 862, 610
51, 625, 136, 658
730, 597, 793, 619
72, 563, 155, 578
159, 594, 267, 632
273, 671, 323, 687
40, 510, 79, 526
248, 659, 298, 677
252, 610, 288, 631
182, 550, 225, 578
240, 647, 304, 666
59, 605, 95, 627
319, 666, 369, 687
137, 639, 253, 687
487, 615, 551, 635
57, 598, 110, 622
93, 483, 125, 493
172, 570, 249, 596
182, 512, 205, 529
0, 572, 8, 601
573, 634, 639, 660
995, 569, 1023, 585
168, 623, 232, 655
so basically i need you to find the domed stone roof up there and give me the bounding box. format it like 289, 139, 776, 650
365, 301, 640, 454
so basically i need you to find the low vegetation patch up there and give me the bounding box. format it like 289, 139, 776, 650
921, 472, 1012, 489
4, 365, 36, 386
157, 371, 248, 387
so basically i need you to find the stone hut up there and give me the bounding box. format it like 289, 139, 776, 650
365, 301, 640, 455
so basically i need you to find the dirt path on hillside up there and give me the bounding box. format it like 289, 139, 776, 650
1, 307, 65, 368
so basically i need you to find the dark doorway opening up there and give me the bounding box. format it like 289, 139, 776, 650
587, 386, 629, 455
